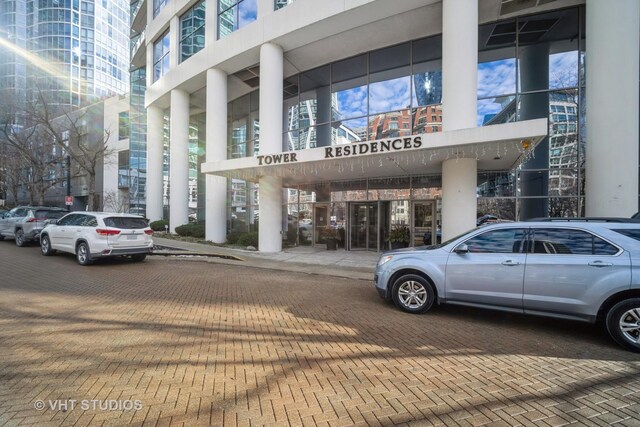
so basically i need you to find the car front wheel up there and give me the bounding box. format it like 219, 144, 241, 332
391, 274, 436, 314
15, 229, 25, 247
606, 298, 640, 352
131, 254, 147, 262
40, 235, 55, 256
76, 242, 93, 266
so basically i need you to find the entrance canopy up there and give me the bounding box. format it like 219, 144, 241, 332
201, 119, 548, 186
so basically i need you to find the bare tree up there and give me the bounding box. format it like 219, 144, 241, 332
7, 88, 115, 210
103, 190, 129, 213
0, 105, 71, 205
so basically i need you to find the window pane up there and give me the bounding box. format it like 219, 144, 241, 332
238, 0, 257, 28
369, 76, 410, 115
532, 228, 594, 255
412, 106, 442, 134
478, 96, 515, 126
299, 65, 330, 126
369, 110, 411, 140
464, 228, 525, 253
336, 117, 366, 143
219, 0, 235, 13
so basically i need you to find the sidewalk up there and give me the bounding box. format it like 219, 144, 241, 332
151, 236, 379, 281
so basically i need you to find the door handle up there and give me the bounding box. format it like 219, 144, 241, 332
501, 260, 521, 266
589, 261, 613, 268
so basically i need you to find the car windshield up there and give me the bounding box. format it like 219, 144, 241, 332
35, 210, 66, 220
103, 217, 149, 229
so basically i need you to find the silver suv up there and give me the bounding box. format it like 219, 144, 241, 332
0, 206, 67, 246
375, 219, 640, 352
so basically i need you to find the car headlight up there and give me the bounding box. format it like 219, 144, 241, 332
377, 255, 393, 266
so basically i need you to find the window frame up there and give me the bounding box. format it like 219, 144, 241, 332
529, 227, 622, 256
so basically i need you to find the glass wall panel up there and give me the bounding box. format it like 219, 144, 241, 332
227, 90, 259, 157
477, 171, 515, 197
412, 105, 442, 134
180, 0, 206, 62
477, 198, 516, 221
332, 55, 367, 122
370, 110, 412, 139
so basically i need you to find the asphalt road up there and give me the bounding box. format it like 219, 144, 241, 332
0, 240, 639, 426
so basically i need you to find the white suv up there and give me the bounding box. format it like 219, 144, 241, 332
40, 212, 154, 265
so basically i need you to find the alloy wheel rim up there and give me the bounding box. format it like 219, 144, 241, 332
619, 307, 640, 344
41, 238, 49, 253
398, 281, 427, 309
78, 246, 87, 263
16, 233, 22, 245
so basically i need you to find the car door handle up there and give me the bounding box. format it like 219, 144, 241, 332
501, 260, 521, 266
589, 261, 613, 268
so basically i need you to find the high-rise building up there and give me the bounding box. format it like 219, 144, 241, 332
0, 0, 130, 115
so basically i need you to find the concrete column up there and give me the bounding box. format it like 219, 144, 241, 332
519, 43, 550, 219
146, 105, 164, 222
169, 89, 190, 232
586, 0, 639, 216
205, 68, 228, 242
442, 158, 477, 240
205, 0, 218, 45
441, 0, 478, 239
258, 176, 283, 252
258, 43, 284, 252
442, 0, 477, 131
169, 16, 180, 68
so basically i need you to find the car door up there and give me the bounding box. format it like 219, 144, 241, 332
523, 227, 631, 320
49, 214, 78, 251
445, 227, 528, 310
0, 207, 26, 237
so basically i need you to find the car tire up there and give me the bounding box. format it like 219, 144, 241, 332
391, 274, 436, 314
131, 254, 147, 262
606, 298, 640, 352
15, 229, 25, 247
76, 242, 93, 266
40, 235, 55, 256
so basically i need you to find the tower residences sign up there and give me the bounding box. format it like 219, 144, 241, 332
256, 136, 423, 165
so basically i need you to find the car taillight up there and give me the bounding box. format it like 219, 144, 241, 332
96, 229, 121, 236
144, 229, 153, 235
26, 218, 37, 223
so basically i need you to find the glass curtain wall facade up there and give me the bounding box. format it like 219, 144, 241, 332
22, 0, 129, 112
476, 7, 585, 219
180, 0, 205, 63
0, 0, 28, 118
281, 36, 443, 153
128, 67, 147, 216
221, 7, 587, 247
217, 0, 257, 39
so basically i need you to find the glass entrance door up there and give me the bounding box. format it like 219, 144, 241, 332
413, 201, 437, 246
313, 204, 329, 246
349, 202, 379, 251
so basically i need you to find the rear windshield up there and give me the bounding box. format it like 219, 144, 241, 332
103, 217, 149, 229
35, 210, 65, 220
612, 229, 640, 242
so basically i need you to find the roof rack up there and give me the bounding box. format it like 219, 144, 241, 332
525, 217, 640, 223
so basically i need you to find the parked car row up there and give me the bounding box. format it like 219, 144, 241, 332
0, 206, 154, 266
375, 218, 640, 352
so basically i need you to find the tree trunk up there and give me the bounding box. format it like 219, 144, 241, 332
88, 174, 96, 211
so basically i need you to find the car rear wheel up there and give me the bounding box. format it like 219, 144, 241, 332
606, 298, 640, 352
40, 235, 55, 256
391, 274, 436, 314
76, 242, 93, 266
131, 254, 147, 262
15, 229, 25, 247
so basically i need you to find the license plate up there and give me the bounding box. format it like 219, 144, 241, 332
126, 235, 138, 240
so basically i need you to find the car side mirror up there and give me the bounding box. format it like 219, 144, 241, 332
454, 244, 469, 254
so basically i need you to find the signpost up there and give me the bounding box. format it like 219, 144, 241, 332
65, 196, 73, 206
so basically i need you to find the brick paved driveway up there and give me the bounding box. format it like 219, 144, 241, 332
0, 242, 639, 427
